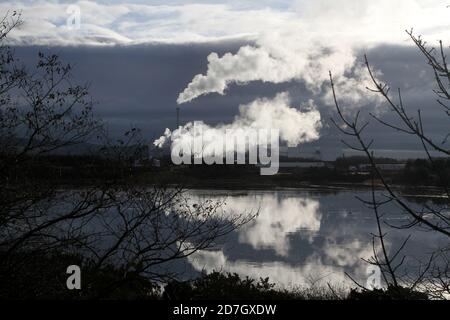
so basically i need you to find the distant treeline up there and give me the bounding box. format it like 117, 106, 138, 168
400, 158, 450, 186
1, 153, 152, 185
4, 153, 448, 187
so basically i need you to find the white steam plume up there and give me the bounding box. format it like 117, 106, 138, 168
177, 30, 381, 107
154, 92, 321, 151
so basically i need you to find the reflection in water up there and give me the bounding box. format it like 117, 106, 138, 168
221, 195, 321, 257
184, 190, 443, 288
187, 243, 372, 288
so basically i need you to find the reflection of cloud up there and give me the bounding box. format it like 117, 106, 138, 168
187, 248, 365, 289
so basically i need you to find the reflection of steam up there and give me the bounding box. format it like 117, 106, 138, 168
226, 194, 322, 257
187, 192, 322, 257
323, 239, 375, 267
185, 191, 378, 288
185, 190, 445, 289
187, 237, 376, 288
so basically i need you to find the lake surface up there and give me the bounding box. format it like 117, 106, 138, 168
181, 189, 447, 289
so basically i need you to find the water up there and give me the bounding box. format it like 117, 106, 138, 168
181, 189, 447, 289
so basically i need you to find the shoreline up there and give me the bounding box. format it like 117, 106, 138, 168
163, 181, 447, 200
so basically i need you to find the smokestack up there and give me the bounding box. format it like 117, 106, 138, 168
176, 106, 180, 128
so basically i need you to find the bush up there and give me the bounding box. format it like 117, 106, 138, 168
348, 286, 429, 300
0, 251, 160, 300
163, 272, 298, 300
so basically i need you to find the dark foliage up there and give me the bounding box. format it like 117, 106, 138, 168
0, 251, 160, 300
163, 272, 299, 300
348, 286, 428, 300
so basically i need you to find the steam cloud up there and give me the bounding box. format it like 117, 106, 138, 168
176, 38, 374, 106
163, 28, 382, 152
154, 92, 321, 150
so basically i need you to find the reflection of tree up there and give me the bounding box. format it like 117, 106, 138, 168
330, 31, 450, 298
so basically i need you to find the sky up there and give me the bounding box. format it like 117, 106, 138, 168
4, 0, 450, 158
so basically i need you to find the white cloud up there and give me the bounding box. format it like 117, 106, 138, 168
2, 1, 292, 45
3, 1, 448, 46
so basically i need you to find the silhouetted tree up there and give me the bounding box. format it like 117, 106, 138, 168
0, 13, 253, 299
331, 30, 450, 299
